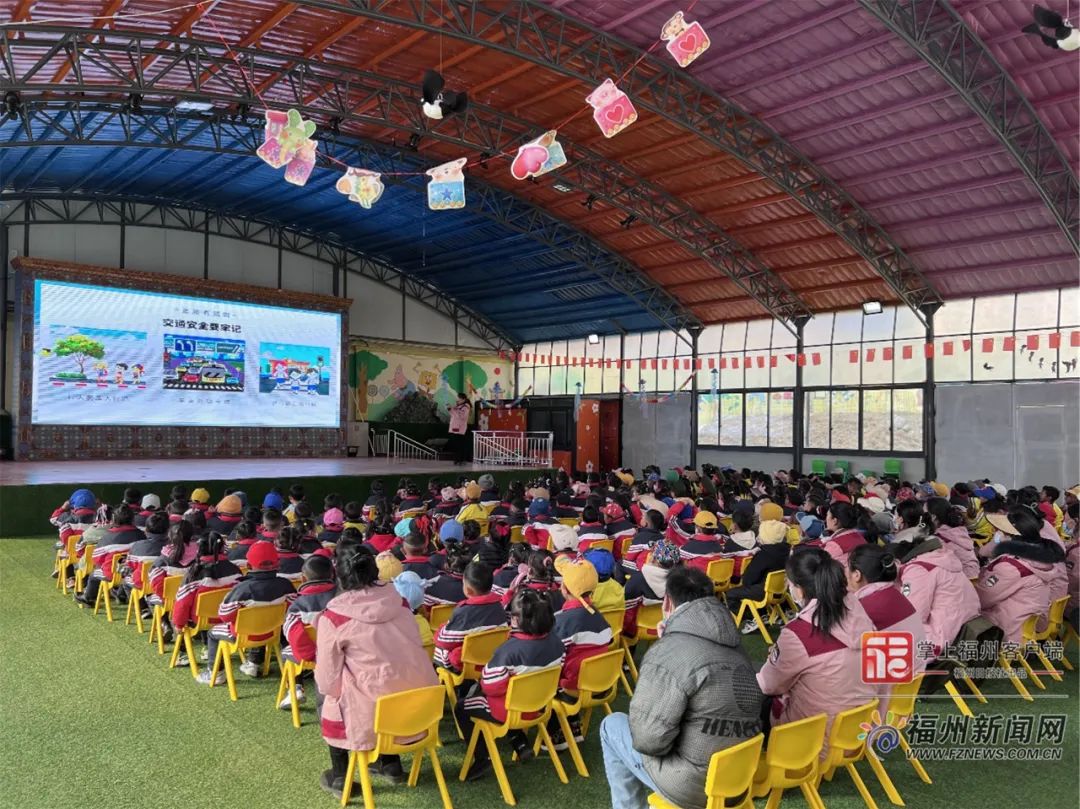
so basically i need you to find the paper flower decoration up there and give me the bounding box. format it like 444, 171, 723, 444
426, 158, 467, 210
336, 168, 384, 209
585, 79, 637, 139
510, 130, 568, 181
660, 11, 711, 67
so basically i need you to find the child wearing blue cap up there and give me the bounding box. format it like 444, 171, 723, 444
582, 547, 626, 613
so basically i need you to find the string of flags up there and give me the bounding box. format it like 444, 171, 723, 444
496, 330, 1080, 368
251, 8, 710, 209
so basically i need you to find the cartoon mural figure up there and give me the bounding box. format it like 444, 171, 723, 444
418, 369, 437, 395
391, 364, 409, 398
490, 380, 504, 402
114, 363, 128, 385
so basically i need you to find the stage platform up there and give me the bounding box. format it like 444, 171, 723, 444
0, 457, 546, 538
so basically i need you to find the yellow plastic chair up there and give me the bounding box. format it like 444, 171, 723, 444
538, 649, 624, 777
706, 557, 735, 597
1017, 614, 1059, 686
210, 603, 287, 701
927, 658, 986, 718
599, 608, 633, 697
558, 517, 580, 527
648, 733, 765, 809
817, 699, 902, 809
341, 684, 453, 809
423, 640, 436, 659
885, 673, 931, 785
429, 603, 455, 633
617, 535, 634, 561
584, 537, 614, 553
458, 666, 568, 806
437, 627, 510, 738
622, 602, 663, 682
732, 570, 793, 645
124, 560, 155, 633
170, 588, 229, 680
1029, 595, 1073, 672
74, 543, 96, 595
92, 553, 127, 622
275, 626, 316, 729
148, 575, 182, 654
55, 534, 79, 593
509, 525, 525, 544
997, 640, 1037, 701
752, 712, 827, 809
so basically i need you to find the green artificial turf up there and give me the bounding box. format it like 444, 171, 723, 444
1, 537, 1077, 809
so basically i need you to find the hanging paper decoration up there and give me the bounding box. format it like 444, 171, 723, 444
257, 109, 318, 186
585, 78, 638, 139
426, 158, 467, 210
660, 11, 711, 68
710, 368, 719, 398
510, 130, 568, 181
574, 382, 582, 421
335, 168, 384, 209
638, 379, 648, 416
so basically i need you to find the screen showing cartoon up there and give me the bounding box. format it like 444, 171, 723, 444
31, 280, 341, 428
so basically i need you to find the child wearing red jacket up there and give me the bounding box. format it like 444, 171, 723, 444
434, 562, 508, 673
76, 504, 143, 607
279, 555, 337, 709
171, 532, 242, 666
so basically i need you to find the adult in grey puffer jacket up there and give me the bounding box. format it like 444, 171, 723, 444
601, 566, 763, 809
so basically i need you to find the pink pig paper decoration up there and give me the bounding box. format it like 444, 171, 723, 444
426, 158, 467, 210
585, 79, 637, 139
510, 130, 568, 181
660, 11, 711, 68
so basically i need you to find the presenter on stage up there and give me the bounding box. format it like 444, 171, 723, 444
448, 392, 471, 465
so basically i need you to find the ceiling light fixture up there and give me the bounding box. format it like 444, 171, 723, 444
587, 333, 600, 345
862, 300, 883, 315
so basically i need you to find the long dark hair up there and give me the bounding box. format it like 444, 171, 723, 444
162, 521, 194, 565
926, 497, 964, 530
848, 544, 899, 584
337, 545, 380, 591
895, 499, 926, 530
827, 502, 859, 530
787, 547, 848, 636
185, 532, 226, 584
511, 587, 555, 635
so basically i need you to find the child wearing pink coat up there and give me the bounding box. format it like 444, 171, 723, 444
315, 546, 437, 798
895, 531, 980, 657
846, 544, 928, 674
926, 497, 980, 580
757, 547, 875, 757
822, 502, 867, 570
978, 509, 1067, 643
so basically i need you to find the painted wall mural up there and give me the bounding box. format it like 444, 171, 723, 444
348, 340, 515, 424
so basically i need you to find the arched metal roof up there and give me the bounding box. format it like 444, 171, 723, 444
0, 0, 1075, 344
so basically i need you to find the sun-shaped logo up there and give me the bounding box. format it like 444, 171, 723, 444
857, 710, 908, 756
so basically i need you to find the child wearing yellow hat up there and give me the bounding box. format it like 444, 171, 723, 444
679, 511, 727, 573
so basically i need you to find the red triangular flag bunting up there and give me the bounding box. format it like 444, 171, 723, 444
849, 349, 859, 364
882, 347, 893, 361
1003, 337, 1015, 352
924, 343, 934, 358
1049, 332, 1061, 349
684, 359, 692, 371
719, 357, 727, 369
865, 348, 876, 363
962, 339, 971, 352
1072, 331, 1080, 347
981, 338, 994, 353
661, 359, 668, 370
651, 359, 658, 370
732, 357, 739, 369
1027, 334, 1039, 350
708, 357, 716, 370
812, 352, 821, 366
796, 353, 806, 367
943, 341, 954, 356
498, 350, 506, 359
756, 355, 765, 368
694, 358, 702, 370
770, 355, 778, 368
902, 345, 912, 360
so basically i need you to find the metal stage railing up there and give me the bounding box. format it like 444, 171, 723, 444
384, 430, 436, 462
472, 431, 553, 467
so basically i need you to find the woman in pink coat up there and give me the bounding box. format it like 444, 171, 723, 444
895, 526, 981, 657
315, 546, 438, 798
926, 497, 980, 579
757, 547, 875, 757
978, 509, 1067, 643
822, 502, 867, 569
846, 544, 928, 674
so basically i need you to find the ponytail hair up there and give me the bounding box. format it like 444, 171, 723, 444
787, 547, 848, 636
527, 549, 556, 582
185, 532, 226, 584
276, 524, 302, 553
926, 497, 964, 530
163, 520, 194, 564
337, 545, 379, 591
827, 501, 859, 530
510, 587, 555, 635
848, 543, 899, 584
507, 542, 531, 567
894, 499, 925, 529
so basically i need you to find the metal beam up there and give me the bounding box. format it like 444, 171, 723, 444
0, 24, 801, 326
0, 194, 516, 350
282, 0, 943, 319
859, 0, 1079, 253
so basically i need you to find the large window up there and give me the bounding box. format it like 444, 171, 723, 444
697, 390, 793, 448
803, 388, 924, 453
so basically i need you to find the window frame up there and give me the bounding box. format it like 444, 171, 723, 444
801, 385, 925, 457
695, 388, 795, 452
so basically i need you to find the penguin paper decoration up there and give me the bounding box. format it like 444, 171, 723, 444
421, 69, 469, 120
1022, 4, 1080, 50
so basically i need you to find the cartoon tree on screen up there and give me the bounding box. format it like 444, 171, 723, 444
442, 360, 487, 397
52, 334, 106, 378
348, 350, 388, 420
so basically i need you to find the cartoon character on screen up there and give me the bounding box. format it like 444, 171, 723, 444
288, 367, 303, 394
270, 361, 287, 390
585, 79, 637, 139
305, 368, 319, 395
131, 364, 145, 385
94, 361, 109, 384
114, 363, 128, 385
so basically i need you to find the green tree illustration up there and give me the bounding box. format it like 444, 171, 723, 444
348, 350, 389, 420
52, 334, 106, 377
442, 360, 487, 396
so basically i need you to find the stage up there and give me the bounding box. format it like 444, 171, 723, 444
0, 457, 547, 538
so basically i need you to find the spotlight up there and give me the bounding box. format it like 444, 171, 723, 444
620, 213, 638, 229
174, 99, 214, 113
552, 182, 572, 193
581, 194, 596, 210
128, 93, 142, 113
862, 300, 883, 315
587, 334, 600, 345
403, 132, 422, 151
4, 91, 21, 121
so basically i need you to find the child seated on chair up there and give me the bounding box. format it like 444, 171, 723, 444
493, 543, 531, 598
199, 541, 296, 686
623, 507, 666, 574
146, 521, 199, 640
133, 493, 161, 530
171, 532, 242, 666
279, 554, 337, 710
401, 533, 441, 584
206, 494, 244, 536
258, 507, 284, 542
275, 525, 306, 583
362, 513, 398, 555
549, 557, 614, 748
582, 548, 626, 612
283, 483, 306, 525
123, 511, 170, 598
424, 544, 473, 607
501, 549, 564, 612
576, 505, 607, 551
623, 539, 680, 642
456, 588, 567, 782
188, 488, 212, 516
394, 570, 432, 649
677, 511, 727, 573
226, 520, 261, 565
434, 561, 508, 673
76, 504, 144, 607
317, 507, 345, 546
